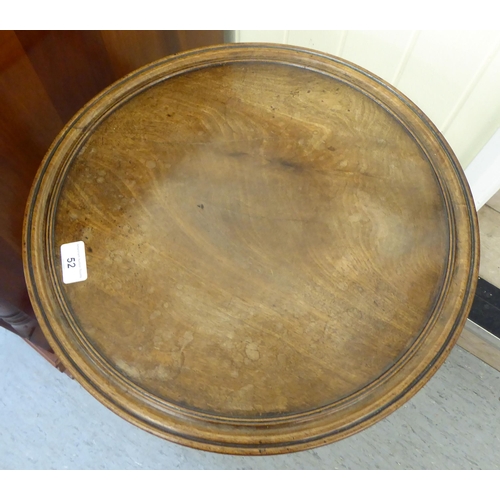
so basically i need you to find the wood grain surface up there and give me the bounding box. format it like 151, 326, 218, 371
24, 44, 479, 454
0, 30, 223, 343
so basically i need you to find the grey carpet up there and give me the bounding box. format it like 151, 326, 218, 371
1, 326, 499, 469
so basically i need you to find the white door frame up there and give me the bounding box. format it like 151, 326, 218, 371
465, 128, 500, 211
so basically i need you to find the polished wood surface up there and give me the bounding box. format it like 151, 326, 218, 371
0, 31, 223, 349
24, 44, 479, 454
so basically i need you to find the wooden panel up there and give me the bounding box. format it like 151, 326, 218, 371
175, 30, 225, 51
0, 32, 63, 184
101, 31, 181, 79
0, 31, 63, 324
0, 242, 34, 319
15, 31, 116, 123
101, 31, 224, 80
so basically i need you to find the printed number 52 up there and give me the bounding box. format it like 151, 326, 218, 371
67, 257, 76, 268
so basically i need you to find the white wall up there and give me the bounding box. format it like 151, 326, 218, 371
235, 30, 500, 171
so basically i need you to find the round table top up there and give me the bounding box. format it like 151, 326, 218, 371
24, 43, 479, 455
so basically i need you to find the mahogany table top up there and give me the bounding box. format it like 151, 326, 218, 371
24, 44, 479, 454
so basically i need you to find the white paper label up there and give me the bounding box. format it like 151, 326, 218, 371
60, 241, 88, 284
